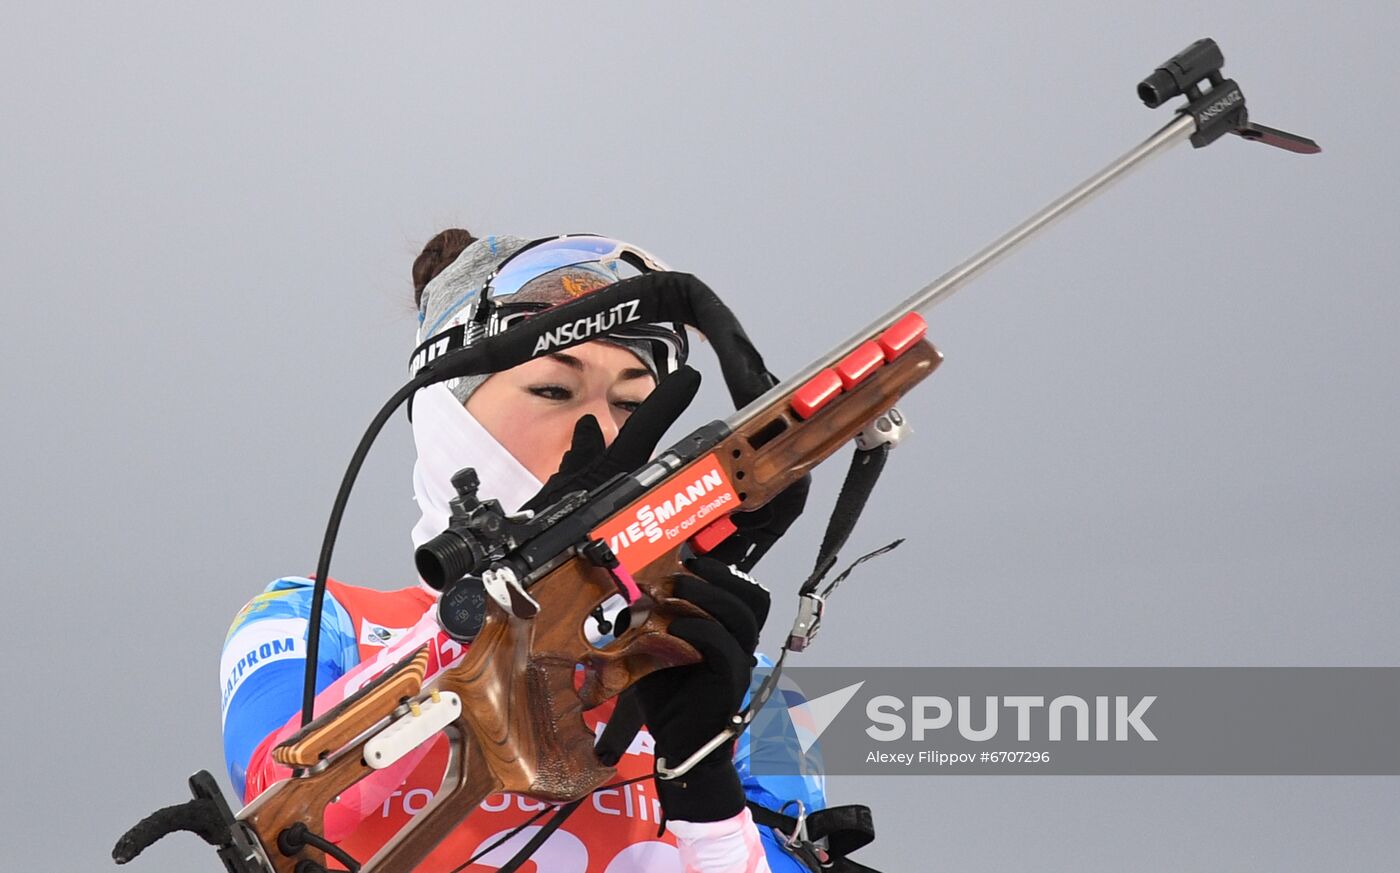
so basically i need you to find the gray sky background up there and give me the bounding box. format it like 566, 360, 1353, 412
3, 2, 1396, 870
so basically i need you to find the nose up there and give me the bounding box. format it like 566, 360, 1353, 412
581, 398, 621, 446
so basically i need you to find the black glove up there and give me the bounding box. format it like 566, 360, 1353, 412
522, 365, 701, 513
704, 474, 810, 572
617, 555, 771, 822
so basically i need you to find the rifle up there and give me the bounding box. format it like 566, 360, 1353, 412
114, 38, 1317, 873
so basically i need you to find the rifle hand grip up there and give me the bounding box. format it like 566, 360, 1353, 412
578, 589, 707, 708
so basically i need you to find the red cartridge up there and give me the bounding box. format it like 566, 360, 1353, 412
835, 341, 887, 389
790, 369, 843, 419
877, 312, 928, 360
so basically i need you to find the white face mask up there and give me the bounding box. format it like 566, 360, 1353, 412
410, 383, 543, 556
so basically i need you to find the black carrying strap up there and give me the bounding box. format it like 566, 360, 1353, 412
748, 802, 882, 873
420, 271, 780, 408
802, 445, 891, 596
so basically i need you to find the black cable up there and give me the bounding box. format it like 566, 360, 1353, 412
279, 823, 363, 873
300, 830, 362, 873
445, 805, 556, 873
301, 374, 428, 726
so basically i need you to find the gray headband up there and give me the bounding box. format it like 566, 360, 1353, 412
417, 234, 660, 405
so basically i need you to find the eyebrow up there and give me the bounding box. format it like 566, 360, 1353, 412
547, 353, 653, 382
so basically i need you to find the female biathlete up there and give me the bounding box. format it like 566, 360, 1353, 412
218, 231, 831, 873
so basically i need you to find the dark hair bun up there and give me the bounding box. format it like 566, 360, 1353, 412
413, 228, 478, 308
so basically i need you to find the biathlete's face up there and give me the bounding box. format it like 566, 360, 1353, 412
465, 340, 657, 482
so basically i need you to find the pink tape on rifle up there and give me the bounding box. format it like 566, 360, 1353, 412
611, 564, 642, 603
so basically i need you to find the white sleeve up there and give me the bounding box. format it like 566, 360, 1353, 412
666, 807, 773, 873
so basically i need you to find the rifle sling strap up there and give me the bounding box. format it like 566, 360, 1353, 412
803, 445, 891, 595
747, 801, 883, 873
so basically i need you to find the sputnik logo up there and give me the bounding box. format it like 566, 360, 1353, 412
785, 681, 866, 753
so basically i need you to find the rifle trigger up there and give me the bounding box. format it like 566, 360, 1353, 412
581, 538, 642, 603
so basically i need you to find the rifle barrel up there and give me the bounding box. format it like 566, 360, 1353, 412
729, 112, 1196, 428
